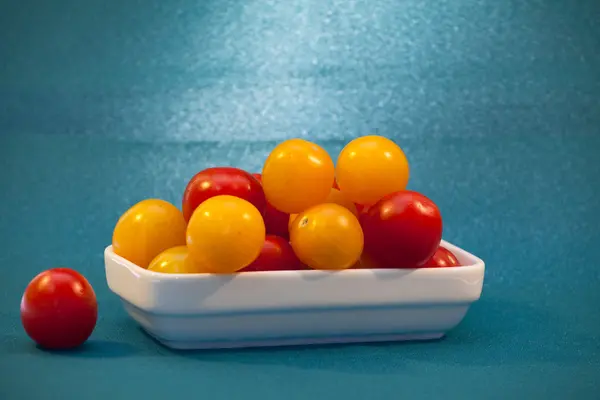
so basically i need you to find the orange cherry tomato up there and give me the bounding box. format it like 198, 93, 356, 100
112, 199, 187, 268
148, 246, 205, 274
262, 139, 335, 214
324, 188, 358, 216
186, 195, 265, 273
336, 135, 410, 205
290, 203, 363, 270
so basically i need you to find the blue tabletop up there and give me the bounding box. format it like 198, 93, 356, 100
1, 0, 600, 399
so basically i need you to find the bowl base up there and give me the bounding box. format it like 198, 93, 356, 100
145, 330, 445, 350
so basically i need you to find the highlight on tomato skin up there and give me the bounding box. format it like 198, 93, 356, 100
360, 190, 443, 269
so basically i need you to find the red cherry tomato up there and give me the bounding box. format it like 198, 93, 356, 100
242, 235, 302, 272
360, 191, 442, 268
252, 173, 290, 240
21, 268, 98, 349
423, 246, 459, 268
183, 167, 266, 222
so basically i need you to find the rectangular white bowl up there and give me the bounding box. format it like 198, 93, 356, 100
104, 240, 485, 349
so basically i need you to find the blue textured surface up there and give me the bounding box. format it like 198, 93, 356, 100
1, 0, 600, 399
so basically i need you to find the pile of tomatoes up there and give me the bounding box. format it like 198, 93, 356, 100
19, 135, 462, 350
112, 135, 460, 274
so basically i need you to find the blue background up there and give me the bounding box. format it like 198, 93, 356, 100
1, 0, 599, 398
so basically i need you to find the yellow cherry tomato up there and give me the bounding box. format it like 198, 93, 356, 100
148, 246, 205, 274
186, 195, 265, 273
290, 203, 363, 270
335, 135, 410, 205
324, 188, 358, 216
112, 199, 187, 268
262, 139, 335, 214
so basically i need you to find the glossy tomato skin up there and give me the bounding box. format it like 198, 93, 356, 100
423, 246, 459, 268
21, 268, 98, 350
242, 235, 302, 272
183, 167, 266, 222
261, 139, 335, 214
290, 203, 364, 270
360, 191, 442, 268
148, 246, 205, 274
252, 173, 290, 240
186, 195, 265, 273
112, 199, 186, 268
336, 135, 410, 206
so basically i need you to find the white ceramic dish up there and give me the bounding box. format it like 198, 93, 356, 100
105, 240, 485, 349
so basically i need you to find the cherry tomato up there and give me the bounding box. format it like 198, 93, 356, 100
183, 167, 266, 222
242, 235, 302, 272
262, 139, 335, 214
324, 188, 358, 216
148, 246, 205, 273
423, 246, 459, 268
21, 268, 97, 349
290, 203, 363, 270
336, 135, 410, 205
253, 173, 290, 240
360, 191, 442, 268
186, 195, 265, 273
112, 199, 187, 268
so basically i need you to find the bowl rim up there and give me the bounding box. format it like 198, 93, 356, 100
104, 239, 485, 282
